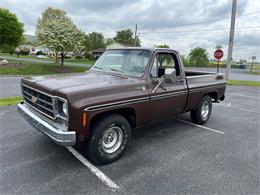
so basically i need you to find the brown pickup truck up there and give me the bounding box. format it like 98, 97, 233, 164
17, 48, 226, 164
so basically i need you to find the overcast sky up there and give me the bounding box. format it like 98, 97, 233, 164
2, 0, 260, 60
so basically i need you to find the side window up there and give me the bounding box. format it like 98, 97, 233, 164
151, 53, 180, 78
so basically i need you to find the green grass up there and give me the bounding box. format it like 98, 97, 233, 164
250, 64, 260, 70
0, 96, 23, 106
0, 60, 89, 75
227, 80, 260, 86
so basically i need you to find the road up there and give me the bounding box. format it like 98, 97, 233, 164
1, 56, 93, 67
0, 86, 259, 194
0, 76, 22, 98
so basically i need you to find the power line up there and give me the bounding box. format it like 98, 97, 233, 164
141, 26, 260, 34
139, 11, 260, 31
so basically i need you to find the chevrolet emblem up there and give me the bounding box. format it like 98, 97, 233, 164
31, 96, 37, 103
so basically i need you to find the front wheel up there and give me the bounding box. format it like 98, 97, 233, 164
190, 95, 212, 125
86, 114, 131, 165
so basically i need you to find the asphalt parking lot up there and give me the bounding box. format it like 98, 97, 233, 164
0, 85, 259, 194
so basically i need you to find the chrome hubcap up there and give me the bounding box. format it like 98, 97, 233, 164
201, 101, 210, 119
102, 126, 123, 154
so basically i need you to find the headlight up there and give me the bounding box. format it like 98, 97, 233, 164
62, 102, 68, 115
57, 99, 68, 118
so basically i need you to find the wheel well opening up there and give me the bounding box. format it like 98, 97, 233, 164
90, 108, 137, 130
205, 91, 218, 101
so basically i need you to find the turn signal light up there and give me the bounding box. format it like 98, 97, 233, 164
83, 112, 87, 128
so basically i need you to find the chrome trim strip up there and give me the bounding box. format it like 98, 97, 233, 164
85, 97, 150, 111
17, 103, 75, 146
151, 91, 187, 100
85, 91, 187, 111
189, 84, 226, 93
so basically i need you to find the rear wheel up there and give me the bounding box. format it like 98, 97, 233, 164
86, 114, 131, 164
190, 95, 212, 125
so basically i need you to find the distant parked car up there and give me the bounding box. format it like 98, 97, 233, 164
37, 55, 49, 59
36, 51, 44, 56
65, 52, 73, 59
0, 58, 8, 65
17, 45, 31, 55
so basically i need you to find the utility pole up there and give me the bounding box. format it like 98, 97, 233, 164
134, 24, 137, 47
250, 56, 256, 72
226, 0, 237, 80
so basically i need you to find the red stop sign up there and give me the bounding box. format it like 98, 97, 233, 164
214, 49, 223, 60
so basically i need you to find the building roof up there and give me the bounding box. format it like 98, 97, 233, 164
92, 48, 106, 53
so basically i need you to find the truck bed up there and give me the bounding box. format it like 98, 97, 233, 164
184, 70, 226, 111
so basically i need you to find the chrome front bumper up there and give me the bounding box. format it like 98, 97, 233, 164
17, 103, 76, 146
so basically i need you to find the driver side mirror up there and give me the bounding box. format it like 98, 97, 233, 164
163, 68, 176, 83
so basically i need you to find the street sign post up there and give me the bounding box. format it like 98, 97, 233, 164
214, 49, 224, 73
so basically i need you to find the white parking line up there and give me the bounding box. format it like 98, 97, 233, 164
176, 118, 225, 135
230, 93, 260, 100
66, 146, 120, 191
216, 103, 260, 114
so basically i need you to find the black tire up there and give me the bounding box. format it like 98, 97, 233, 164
86, 114, 131, 165
190, 95, 212, 125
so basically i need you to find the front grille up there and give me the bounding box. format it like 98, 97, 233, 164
22, 85, 55, 119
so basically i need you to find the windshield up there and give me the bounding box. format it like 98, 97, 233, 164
91, 49, 151, 77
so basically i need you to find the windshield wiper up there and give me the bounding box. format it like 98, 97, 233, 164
109, 68, 127, 76
93, 66, 103, 70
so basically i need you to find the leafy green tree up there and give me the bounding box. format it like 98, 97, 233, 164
156, 44, 170, 48
85, 32, 105, 51
0, 8, 24, 54
105, 38, 114, 46
19, 36, 26, 45
188, 47, 209, 67
36, 7, 72, 40
113, 29, 141, 46
181, 55, 189, 66
36, 7, 85, 66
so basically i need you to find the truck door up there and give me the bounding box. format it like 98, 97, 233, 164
148, 51, 188, 121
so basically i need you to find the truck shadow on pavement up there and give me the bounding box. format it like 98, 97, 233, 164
75, 115, 194, 165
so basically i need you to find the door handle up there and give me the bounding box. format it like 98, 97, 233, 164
176, 79, 184, 82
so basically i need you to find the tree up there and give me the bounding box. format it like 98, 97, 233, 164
36, 7, 85, 66
188, 47, 209, 67
0, 8, 24, 54
19, 36, 26, 45
105, 38, 114, 46
85, 32, 105, 51
113, 29, 141, 46
156, 44, 170, 48
181, 55, 189, 66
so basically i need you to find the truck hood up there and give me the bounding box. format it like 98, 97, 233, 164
22, 71, 145, 99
